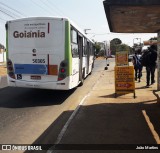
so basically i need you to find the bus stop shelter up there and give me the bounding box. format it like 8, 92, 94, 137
103, 0, 160, 89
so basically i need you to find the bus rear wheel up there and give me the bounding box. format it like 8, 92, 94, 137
79, 71, 84, 86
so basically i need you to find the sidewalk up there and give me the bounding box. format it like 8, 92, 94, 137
54, 60, 160, 152
0, 63, 7, 76
0, 64, 7, 88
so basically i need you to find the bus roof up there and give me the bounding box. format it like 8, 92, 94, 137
7, 16, 94, 43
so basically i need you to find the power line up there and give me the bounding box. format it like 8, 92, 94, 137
45, 0, 82, 26
30, 0, 54, 16
0, 2, 27, 17
39, 0, 62, 16
0, 1, 26, 19
0, 6, 21, 19
0, 8, 17, 19
46, 0, 66, 16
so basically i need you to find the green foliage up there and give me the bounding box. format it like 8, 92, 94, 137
149, 37, 157, 40
94, 42, 101, 55
117, 44, 130, 52
98, 50, 105, 57
110, 38, 131, 54
110, 38, 122, 54
110, 38, 122, 45
110, 43, 116, 55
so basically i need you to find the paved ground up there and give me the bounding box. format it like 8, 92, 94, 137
0, 63, 6, 76
0, 63, 7, 88
47, 60, 160, 153
0, 64, 7, 88
1, 59, 160, 153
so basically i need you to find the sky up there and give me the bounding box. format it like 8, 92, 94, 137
0, 0, 157, 47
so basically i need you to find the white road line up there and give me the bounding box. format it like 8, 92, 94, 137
47, 74, 102, 153
47, 72, 102, 153
55, 93, 90, 144
47, 94, 90, 153
142, 110, 160, 144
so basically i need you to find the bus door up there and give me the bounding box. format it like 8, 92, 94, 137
78, 34, 83, 82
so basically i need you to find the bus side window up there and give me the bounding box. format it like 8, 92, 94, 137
83, 38, 87, 57
71, 29, 77, 44
90, 43, 94, 55
87, 41, 90, 55
71, 28, 78, 58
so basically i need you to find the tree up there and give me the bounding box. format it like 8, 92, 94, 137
94, 42, 101, 55
117, 44, 130, 52
149, 37, 157, 40
110, 38, 122, 45
110, 38, 122, 55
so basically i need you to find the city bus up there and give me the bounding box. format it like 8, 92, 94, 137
5, 17, 95, 90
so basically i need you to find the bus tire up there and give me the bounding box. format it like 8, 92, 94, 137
89, 70, 92, 75
89, 64, 93, 75
79, 71, 84, 86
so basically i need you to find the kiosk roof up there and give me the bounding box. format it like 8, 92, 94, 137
103, 0, 160, 33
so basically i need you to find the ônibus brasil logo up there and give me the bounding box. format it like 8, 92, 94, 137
13, 30, 45, 38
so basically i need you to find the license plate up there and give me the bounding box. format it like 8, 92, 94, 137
30, 76, 41, 80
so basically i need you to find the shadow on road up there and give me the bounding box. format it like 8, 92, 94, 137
0, 87, 76, 108
25, 98, 160, 153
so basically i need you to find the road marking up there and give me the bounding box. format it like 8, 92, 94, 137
142, 110, 160, 144
55, 93, 90, 144
47, 94, 90, 153
47, 72, 103, 153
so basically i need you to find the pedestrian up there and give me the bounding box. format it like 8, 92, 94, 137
132, 49, 143, 82
143, 45, 157, 88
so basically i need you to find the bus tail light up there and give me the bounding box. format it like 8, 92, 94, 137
60, 68, 65, 73
58, 60, 67, 81
7, 59, 15, 79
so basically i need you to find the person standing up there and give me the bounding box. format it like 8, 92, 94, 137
132, 49, 143, 82
145, 45, 157, 88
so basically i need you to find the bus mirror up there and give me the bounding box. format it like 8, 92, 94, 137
5, 23, 8, 30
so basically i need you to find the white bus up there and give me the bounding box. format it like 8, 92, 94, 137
5, 17, 95, 90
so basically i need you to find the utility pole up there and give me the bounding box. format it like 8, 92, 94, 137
157, 31, 160, 90
84, 29, 91, 34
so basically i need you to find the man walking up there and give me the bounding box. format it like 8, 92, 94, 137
132, 49, 143, 82
145, 45, 157, 88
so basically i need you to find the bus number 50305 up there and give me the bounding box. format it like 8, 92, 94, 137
32, 59, 45, 63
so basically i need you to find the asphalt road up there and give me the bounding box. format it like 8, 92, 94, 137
1, 58, 160, 153
0, 59, 108, 146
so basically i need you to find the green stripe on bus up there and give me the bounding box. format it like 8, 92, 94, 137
65, 21, 72, 76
